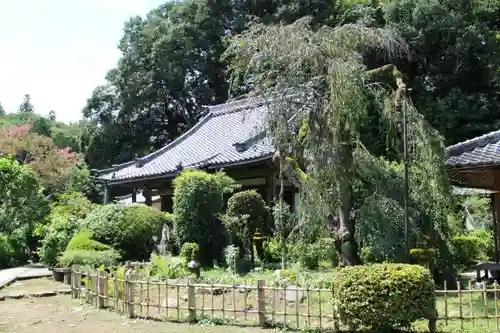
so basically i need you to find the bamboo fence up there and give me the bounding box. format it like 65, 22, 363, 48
68, 267, 500, 331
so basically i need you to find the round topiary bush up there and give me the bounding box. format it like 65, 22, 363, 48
225, 190, 269, 262
82, 203, 166, 261
180, 242, 200, 261
334, 263, 436, 331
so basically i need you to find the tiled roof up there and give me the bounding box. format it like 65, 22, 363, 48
445, 129, 500, 168
97, 97, 274, 184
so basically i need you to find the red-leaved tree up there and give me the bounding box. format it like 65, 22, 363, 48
0, 124, 81, 193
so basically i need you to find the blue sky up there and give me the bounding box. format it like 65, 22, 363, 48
0, 0, 165, 123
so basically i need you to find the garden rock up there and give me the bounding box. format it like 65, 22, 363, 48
198, 287, 228, 295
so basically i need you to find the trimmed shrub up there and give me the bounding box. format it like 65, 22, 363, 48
225, 190, 268, 261
57, 249, 120, 268
173, 170, 236, 266
453, 229, 493, 271
82, 203, 166, 261
334, 263, 436, 331
66, 230, 112, 251
291, 238, 337, 269
180, 242, 200, 261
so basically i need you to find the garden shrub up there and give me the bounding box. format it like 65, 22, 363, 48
262, 237, 281, 263
37, 192, 95, 266
145, 254, 188, 279
180, 242, 200, 261
225, 190, 268, 261
291, 238, 337, 269
57, 249, 120, 268
453, 229, 493, 271
0, 157, 48, 264
66, 230, 112, 251
224, 245, 239, 274
82, 203, 166, 261
0, 234, 16, 268
173, 170, 236, 266
334, 263, 436, 331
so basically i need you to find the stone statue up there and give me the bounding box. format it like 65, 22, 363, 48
161, 222, 169, 244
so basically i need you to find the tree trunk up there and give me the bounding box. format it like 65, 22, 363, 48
335, 145, 361, 267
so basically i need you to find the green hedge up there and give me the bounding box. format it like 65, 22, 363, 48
57, 249, 120, 268
173, 170, 236, 266
82, 203, 166, 261
453, 229, 493, 271
334, 263, 436, 331
180, 242, 200, 261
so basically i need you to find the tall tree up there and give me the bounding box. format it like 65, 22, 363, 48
225, 19, 452, 268
81, 0, 356, 169
18, 94, 34, 113
0, 102, 5, 116
382, 0, 500, 144
48, 110, 56, 121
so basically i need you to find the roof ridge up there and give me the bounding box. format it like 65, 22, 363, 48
205, 96, 266, 115
446, 129, 500, 157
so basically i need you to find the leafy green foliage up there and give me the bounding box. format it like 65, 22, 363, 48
225, 190, 268, 260
0, 157, 48, 265
453, 229, 494, 271
290, 238, 337, 269
383, 0, 500, 145
180, 242, 200, 261
82, 203, 165, 261
0, 234, 18, 268
223, 245, 239, 274
334, 263, 436, 331
57, 249, 120, 268
37, 192, 95, 266
173, 170, 236, 265
66, 230, 112, 251
262, 237, 282, 263
145, 254, 188, 279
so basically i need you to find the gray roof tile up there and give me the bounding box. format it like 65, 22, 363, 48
445, 129, 500, 167
97, 97, 274, 183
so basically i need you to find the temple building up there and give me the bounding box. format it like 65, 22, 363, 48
446, 130, 500, 262
94, 93, 500, 263
93, 96, 299, 212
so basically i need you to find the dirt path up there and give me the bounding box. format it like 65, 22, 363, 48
0, 295, 274, 333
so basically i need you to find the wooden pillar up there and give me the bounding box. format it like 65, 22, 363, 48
491, 194, 499, 263
493, 171, 500, 263
143, 188, 152, 206
131, 189, 137, 203
160, 194, 172, 212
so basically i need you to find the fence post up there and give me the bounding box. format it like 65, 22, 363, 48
187, 278, 196, 322
97, 270, 108, 309
71, 265, 80, 299
257, 280, 266, 326
126, 272, 136, 318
